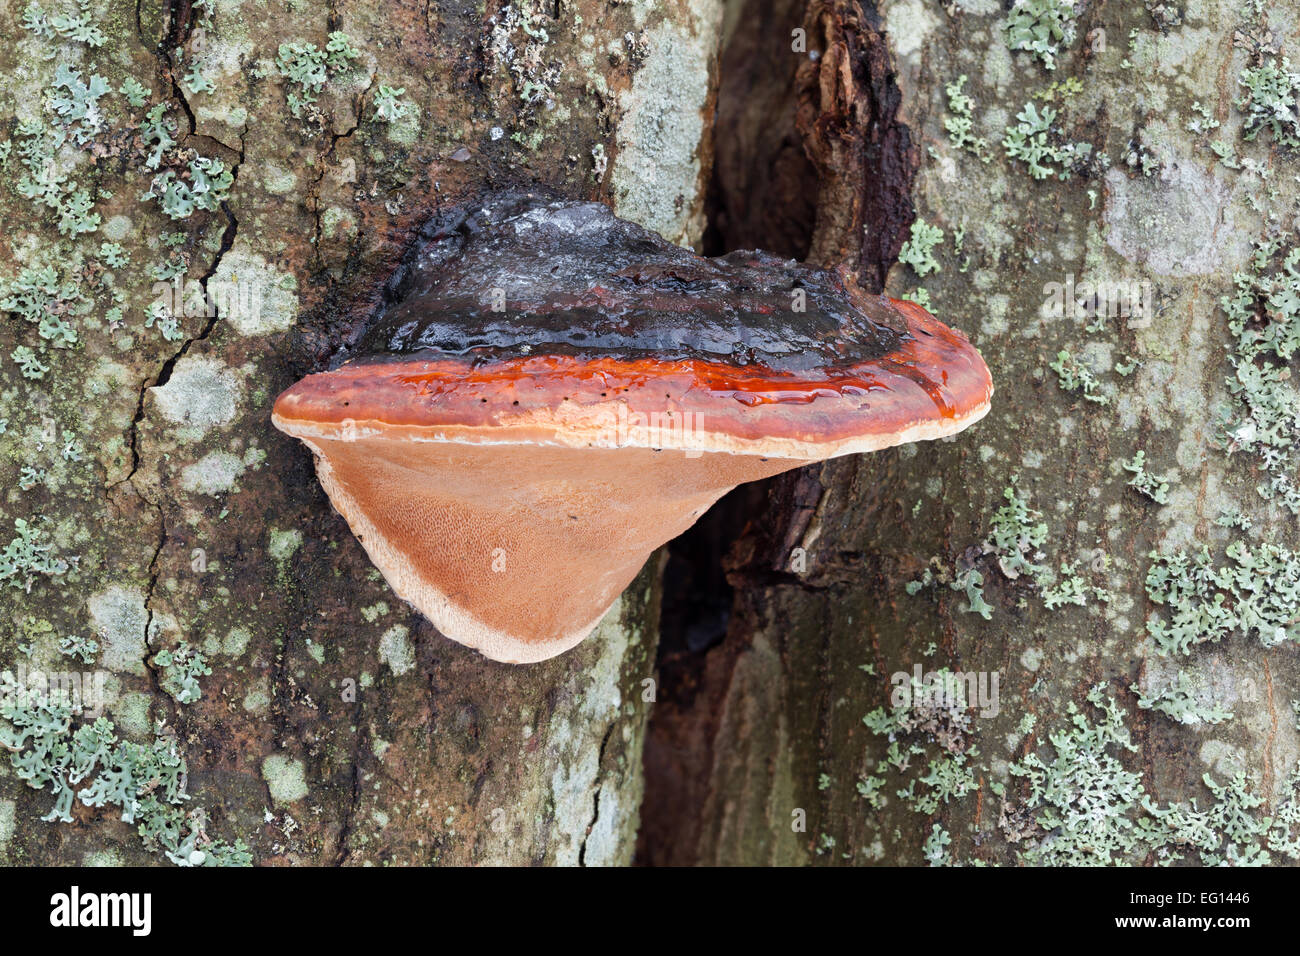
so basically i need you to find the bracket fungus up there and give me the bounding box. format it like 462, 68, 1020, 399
273, 193, 992, 663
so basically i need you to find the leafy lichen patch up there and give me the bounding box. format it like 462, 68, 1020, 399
1004, 0, 1078, 71
0, 668, 249, 864
1134, 660, 1234, 727
1144, 541, 1300, 655
1001, 685, 1297, 865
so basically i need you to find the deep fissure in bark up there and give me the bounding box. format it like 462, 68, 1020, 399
640, 0, 918, 866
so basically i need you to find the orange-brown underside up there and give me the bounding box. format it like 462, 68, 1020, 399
305, 437, 804, 662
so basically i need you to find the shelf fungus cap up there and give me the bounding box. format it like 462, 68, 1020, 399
273, 194, 992, 663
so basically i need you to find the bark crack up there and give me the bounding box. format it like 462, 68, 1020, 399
578, 720, 617, 866
110, 2, 245, 493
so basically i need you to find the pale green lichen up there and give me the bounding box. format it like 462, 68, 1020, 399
908, 481, 1109, 618
1114, 355, 1140, 375
1186, 100, 1221, 136
984, 482, 1051, 584
96, 241, 128, 268
1217, 232, 1300, 513
1121, 450, 1171, 504
908, 470, 1119, 627
1050, 348, 1109, 404
275, 32, 360, 119
360, 601, 389, 623
904, 287, 932, 309
860, 668, 979, 824
0, 674, 250, 866
142, 155, 234, 221
907, 560, 993, 618
267, 528, 302, 562
372, 84, 410, 123
57, 633, 99, 665
179, 450, 246, 495
609, 15, 718, 245
118, 77, 148, 108
899, 752, 978, 813
378, 625, 414, 677
20, 0, 105, 49
1216, 507, 1253, 532
1144, 541, 1300, 655
922, 823, 952, 865
151, 355, 243, 438
1033, 76, 1083, 102
0, 2, 333, 868
139, 103, 177, 170
1133, 672, 1232, 726
154, 642, 211, 705
48, 64, 111, 145
0, 262, 85, 349
182, 62, 215, 96
1002, 102, 1091, 180
11, 118, 101, 237
1041, 560, 1113, 609
855, 773, 886, 809
0, 518, 73, 593
11, 345, 49, 380
944, 75, 990, 161
1237, 57, 1300, 148
261, 754, 309, 806
1006, 686, 1285, 866
898, 218, 944, 277
1005, 0, 1077, 71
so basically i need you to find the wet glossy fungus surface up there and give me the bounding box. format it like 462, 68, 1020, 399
354, 192, 908, 374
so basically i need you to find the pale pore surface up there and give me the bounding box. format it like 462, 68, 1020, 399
302, 436, 805, 663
